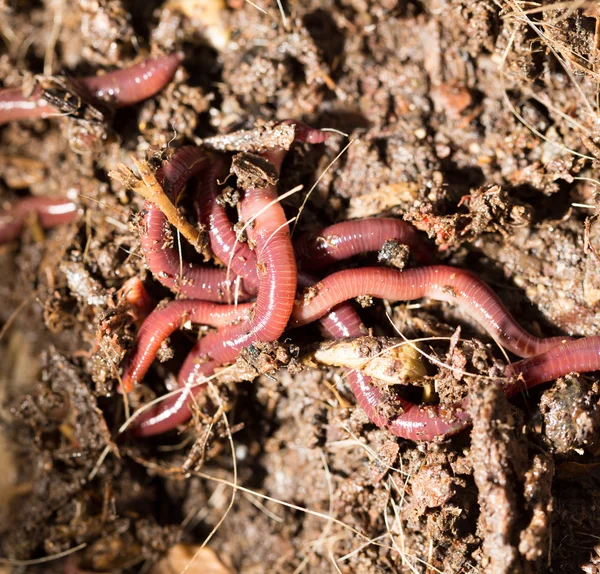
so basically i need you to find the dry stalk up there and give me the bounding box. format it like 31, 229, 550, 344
110, 156, 208, 255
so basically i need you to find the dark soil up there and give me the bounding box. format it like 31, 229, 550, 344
2, 0, 600, 572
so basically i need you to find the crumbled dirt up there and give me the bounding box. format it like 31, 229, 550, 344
3, 1, 600, 573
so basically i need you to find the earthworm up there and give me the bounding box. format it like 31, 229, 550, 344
141, 146, 252, 301
183, 148, 299, 368
294, 218, 434, 271
282, 119, 330, 144
121, 299, 253, 393
506, 336, 600, 389
291, 266, 569, 358
319, 301, 471, 440
131, 147, 299, 435
76, 52, 183, 107
194, 156, 259, 289
196, 121, 329, 290
0, 53, 182, 125
0, 196, 79, 243
119, 277, 154, 326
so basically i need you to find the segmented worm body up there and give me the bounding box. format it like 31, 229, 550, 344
294, 218, 434, 271
195, 158, 260, 290
319, 302, 471, 440
291, 266, 569, 358
0, 53, 182, 125
0, 196, 79, 243
119, 277, 154, 327
76, 53, 183, 107
506, 336, 600, 389
121, 299, 253, 393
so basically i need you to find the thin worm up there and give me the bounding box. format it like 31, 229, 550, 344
291, 266, 569, 358
77, 52, 183, 107
294, 218, 434, 271
195, 157, 259, 290
140, 147, 252, 301
506, 336, 600, 389
120, 299, 253, 393
0, 53, 183, 125
0, 196, 79, 243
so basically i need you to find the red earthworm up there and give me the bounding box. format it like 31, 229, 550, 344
129, 123, 329, 434
0, 53, 182, 125
77, 52, 183, 107
291, 266, 569, 358
190, 132, 341, 356
121, 299, 253, 393
131, 337, 221, 436
294, 218, 434, 272
194, 156, 259, 289
319, 302, 471, 440
0, 196, 79, 243
506, 336, 600, 389
281, 119, 330, 144
131, 148, 299, 435
195, 121, 329, 289
141, 146, 252, 301
183, 149, 299, 368
0, 87, 54, 125
118, 277, 154, 326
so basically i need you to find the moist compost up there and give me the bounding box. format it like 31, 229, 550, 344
2, 0, 600, 572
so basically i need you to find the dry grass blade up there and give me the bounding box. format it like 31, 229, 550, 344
0, 543, 87, 566
245, 0, 268, 14
0, 292, 36, 344
179, 381, 239, 574
225, 184, 303, 286
383, 312, 509, 383
190, 468, 399, 553
506, 0, 594, 116
291, 137, 357, 237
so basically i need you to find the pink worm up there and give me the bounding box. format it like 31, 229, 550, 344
506, 336, 600, 389
0, 196, 79, 243
291, 266, 569, 358
120, 299, 253, 393
141, 146, 252, 301
193, 119, 330, 291
0, 53, 183, 125
294, 218, 434, 271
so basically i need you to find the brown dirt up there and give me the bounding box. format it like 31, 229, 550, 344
2, 0, 600, 572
